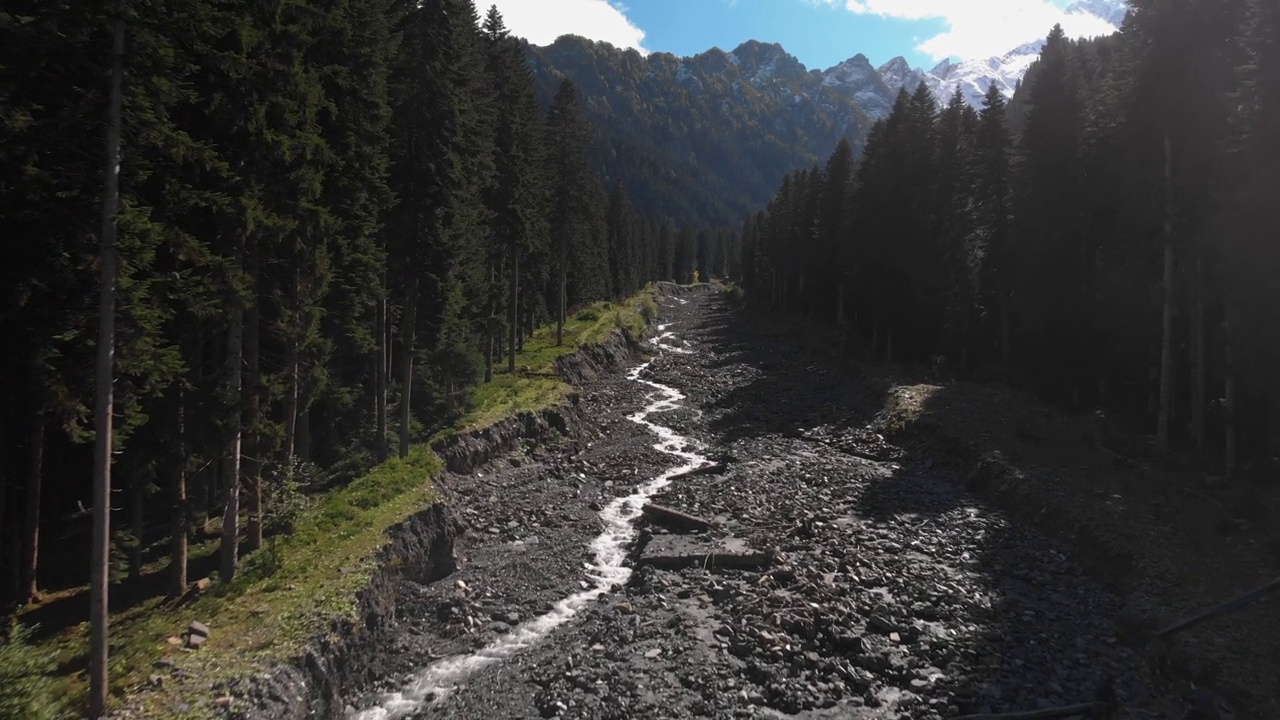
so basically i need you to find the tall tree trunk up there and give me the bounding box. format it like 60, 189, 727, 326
220, 252, 244, 583
1224, 298, 1237, 479
0, 414, 9, 603
399, 282, 418, 458
508, 249, 519, 373
1191, 252, 1206, 450
385, 291, 394, 383
244, 236, 262, 553
837, 284, 846, 352
1156, 133, 1175, 452
283, 262, 301, 476
90, 9, 124, 715
376, 284, 388, 463
1, 423, 15, 603
556, 235, 566, 346
128, 473, 143, 582
21, 412, 43, 602
999, 295, 1011, 365
169, 387, 187, 597
297, 404, 311, 462
484, 258, 495, 383
517, 301, 526, 352
206, 458, 218, 532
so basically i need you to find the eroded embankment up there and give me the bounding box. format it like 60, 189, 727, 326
227, 325, 655, 720
350, 320, 706, 719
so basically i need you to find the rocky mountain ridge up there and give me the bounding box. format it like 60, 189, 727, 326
521, 0, 1129, 226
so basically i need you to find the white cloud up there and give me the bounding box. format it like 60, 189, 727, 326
484, 0, 648, 53
840, 0, 1117, 60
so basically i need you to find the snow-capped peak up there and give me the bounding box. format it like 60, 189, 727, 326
821, 54, 895, 119
822, 54, 877, 86
1066, 0, 1129, 26
876, 0, 1128, 108
876, 56, 927, 95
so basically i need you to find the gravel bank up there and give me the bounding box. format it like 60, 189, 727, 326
348, 287, 1201, 720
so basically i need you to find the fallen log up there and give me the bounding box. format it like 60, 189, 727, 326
1152, 576, 1280, 642
952, 701, 1106, 720
639, 550, 776, 571
638, 535, 774, 570
666, 462, 727, 482
642, 503, 716, 531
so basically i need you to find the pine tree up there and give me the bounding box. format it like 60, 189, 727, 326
546, 79, 593, 342
815, 138, 854, 324
974, 83, 1014, 365
1015, 25, 1088, 402
90, 5, 125, 713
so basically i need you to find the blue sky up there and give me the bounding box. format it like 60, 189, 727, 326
614, 0, 945, 71
485, 0, 1118, 71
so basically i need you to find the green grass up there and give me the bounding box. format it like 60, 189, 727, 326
22, 287, 661, 719
26, 446, 441, 718
446, 287, 658, 434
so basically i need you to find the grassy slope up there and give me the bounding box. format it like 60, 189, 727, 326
20, 287, 658, 719
445, 289, 657, 434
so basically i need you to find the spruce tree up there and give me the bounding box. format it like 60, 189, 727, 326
974, 83, 1015, 365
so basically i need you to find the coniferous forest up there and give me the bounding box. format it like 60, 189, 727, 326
3, 0, 1280, 716
742, 1, 1280, 477
0, 1, 733, 704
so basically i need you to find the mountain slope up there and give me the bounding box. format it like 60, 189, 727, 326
526, 37, 872, 227
878, 0, 1128, 105
520, 0, 1129, 227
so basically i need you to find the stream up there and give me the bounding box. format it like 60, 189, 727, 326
351, 324, 706, 720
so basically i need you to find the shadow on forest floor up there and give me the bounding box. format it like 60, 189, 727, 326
687, 293, 1280, 718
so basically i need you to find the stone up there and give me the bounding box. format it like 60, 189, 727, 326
638, 536, 773, 570
866, 615, 895, 634
188, 621, 209, 639
644, 648, 663, 659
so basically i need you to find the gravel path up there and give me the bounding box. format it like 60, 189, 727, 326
349, 287, 1182, 720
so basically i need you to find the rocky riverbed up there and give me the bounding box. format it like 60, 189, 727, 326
347, 287, 1198, 720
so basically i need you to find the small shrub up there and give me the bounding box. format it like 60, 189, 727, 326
638, 296, 658, 323
0, 622, 67, 720
263, 458, 318, 536
575, 308, 601, 322
110, 528, 139, 584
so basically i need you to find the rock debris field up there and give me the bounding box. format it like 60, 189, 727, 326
349, 287, 1182, 720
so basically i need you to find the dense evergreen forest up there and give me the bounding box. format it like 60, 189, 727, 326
0, 0, 747, 690
742, 0, 1280, 476
526, 37, 872, 228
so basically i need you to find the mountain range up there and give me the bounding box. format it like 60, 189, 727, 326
866, 0, 1129, 111
525, 0, 1129, 226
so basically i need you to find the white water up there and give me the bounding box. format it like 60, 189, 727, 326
352, 322, 707, 720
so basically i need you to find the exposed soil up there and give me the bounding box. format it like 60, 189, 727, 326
339, 287, 1266, 720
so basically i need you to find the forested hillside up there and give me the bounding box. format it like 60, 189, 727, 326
526, 37, 873, 227
0, 2, 729, 707
742, 0, 1280, 474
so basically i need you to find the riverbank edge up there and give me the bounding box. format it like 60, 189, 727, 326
107, 288, 686, 720
734, 300, 1278, 719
